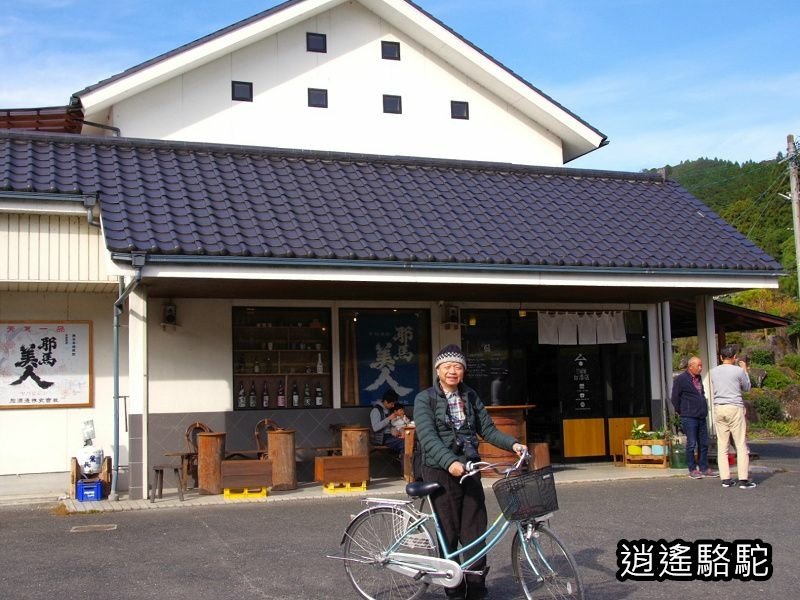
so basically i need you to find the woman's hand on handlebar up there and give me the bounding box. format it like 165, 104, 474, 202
448, 461, 465, 477
512, 443, 527, 457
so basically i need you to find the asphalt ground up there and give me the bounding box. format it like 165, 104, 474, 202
0, 438, 797, 600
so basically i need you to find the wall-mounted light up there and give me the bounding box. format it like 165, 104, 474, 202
518, 303, 527, 318
468, 314, 477, 327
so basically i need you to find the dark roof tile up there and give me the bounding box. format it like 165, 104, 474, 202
0, 131, 783, 274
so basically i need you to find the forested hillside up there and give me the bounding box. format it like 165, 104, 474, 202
654, 157, 798, 317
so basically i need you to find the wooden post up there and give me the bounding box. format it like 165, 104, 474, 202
197, 432, 226, 495
268, 428, 297, 490
403, 425, 416, 482
341, 426, 369, 456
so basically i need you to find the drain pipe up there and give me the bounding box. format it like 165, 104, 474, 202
110, 253, 145, 501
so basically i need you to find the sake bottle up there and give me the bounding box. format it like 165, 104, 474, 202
291, 381, 300, 408
316, 353, 324, 374
277, 380, 286, 408
314, 382, 324, 407
261, 381, 270, 408
303, 382, 312, 407
237, 381, 247, 409
248, 381, 257, 409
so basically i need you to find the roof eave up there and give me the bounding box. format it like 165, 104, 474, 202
110, 252, 784, 287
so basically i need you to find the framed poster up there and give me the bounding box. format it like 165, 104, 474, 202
0, 321, 93, 409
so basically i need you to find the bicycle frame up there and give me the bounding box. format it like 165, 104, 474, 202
376, 494, 519, 573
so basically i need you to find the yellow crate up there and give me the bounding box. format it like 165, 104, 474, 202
322, 481, 368, 494
223, 487, 268, 500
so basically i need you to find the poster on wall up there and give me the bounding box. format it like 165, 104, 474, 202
355, 313, 420, 406
0, 321, 93, 409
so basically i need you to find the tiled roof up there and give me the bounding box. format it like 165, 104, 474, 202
0, 131, 782, 273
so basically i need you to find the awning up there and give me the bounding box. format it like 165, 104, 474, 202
669, 299, 792, 338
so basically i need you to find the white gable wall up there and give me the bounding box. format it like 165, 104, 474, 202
105, 2, 563, 166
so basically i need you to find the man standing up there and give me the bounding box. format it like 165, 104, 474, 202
710, 346, 755, 489
671, 356, 716, 478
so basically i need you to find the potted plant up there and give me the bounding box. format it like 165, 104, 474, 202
623, 420, 669, 467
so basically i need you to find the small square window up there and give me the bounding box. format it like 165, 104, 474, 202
451, 101, 469, 120
308, 88, 328, 108
381, 41, 401, 60
306, 32, 327, 53
383, 94, 402, 114
231, 81, 253, 102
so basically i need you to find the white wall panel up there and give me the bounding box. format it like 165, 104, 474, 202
0, 214, 114, 284
111, 3, 564, 166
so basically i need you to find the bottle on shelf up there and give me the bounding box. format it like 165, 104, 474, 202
261, 381, 270, 409
253, 359, 261, 374
277, 380, 286, 408
248, 381, 257, 409
314, 382, 323, 407
303, 382, 312, 407
237, 381, 247, 409
316, 353, 324, 374
291, 381, 300, 408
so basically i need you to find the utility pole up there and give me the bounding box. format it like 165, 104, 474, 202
788, 135, 800, 300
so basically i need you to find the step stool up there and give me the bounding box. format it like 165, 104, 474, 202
151, 464, 184, 502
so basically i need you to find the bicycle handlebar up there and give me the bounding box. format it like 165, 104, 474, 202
459, 449, 530, 484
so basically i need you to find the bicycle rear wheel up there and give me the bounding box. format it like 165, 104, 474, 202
511, 522, 584, 599
343, 506, 437, 600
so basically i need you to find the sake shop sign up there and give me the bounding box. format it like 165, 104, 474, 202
0, 321, 93, 409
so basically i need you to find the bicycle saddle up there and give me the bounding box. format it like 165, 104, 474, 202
405, 481, 441, 498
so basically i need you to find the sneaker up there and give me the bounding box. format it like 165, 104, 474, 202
702, 469, 718, 477
721, 479, 735, 488
739, 480, 757, 489
689, 469, 703, 479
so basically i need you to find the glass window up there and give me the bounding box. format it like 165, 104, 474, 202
232, 307, 331, 410
451, 100, 469, 120
338, 308, 431, 408
383, 94, 402, 114
231, 81, 253, 102
306, 32, 327, 53
308, 88, 328, 108
381, 41, 401, 60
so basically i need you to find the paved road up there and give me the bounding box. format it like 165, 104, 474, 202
1, 439, 797, 599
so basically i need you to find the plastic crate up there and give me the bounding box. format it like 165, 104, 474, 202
76, 479, 103, 502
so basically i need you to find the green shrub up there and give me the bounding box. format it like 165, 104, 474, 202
756, 420, 800, 436
759, 365, 794, 390
752, 394, 785, 422
749, 349, 775, 365
779, 354, 800, 374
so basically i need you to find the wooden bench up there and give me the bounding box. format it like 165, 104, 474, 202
221, 459, 273, 491
314, 455, 369, 488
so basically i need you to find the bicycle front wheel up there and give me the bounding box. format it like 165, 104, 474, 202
511, 522, 584, 599
342, 506, 437, 600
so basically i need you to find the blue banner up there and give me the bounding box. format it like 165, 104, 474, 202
355, 313, 420, 406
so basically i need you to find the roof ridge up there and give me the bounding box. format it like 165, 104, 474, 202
0, 129, 656, 183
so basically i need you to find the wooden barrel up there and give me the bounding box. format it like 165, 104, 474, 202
197, 432, 226, 494
268, 428, 297, 490
341, 426, 369, 456
478, 406, 529, 477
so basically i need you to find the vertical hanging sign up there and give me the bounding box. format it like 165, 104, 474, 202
0, 321, 93, 409
355, 313, 419, 406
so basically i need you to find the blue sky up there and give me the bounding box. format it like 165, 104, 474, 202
1, 0, 798, 171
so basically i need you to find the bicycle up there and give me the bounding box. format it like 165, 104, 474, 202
328, 451, 584, 600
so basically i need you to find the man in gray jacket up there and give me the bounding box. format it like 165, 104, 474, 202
414, 344, 526, 600
710, 346, 755, 489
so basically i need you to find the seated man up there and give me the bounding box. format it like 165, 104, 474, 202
369, 389, 406, 454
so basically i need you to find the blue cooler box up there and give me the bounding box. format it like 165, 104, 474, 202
76, 479, 103, 501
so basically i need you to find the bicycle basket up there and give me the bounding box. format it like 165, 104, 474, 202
492, 466, 558, 521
